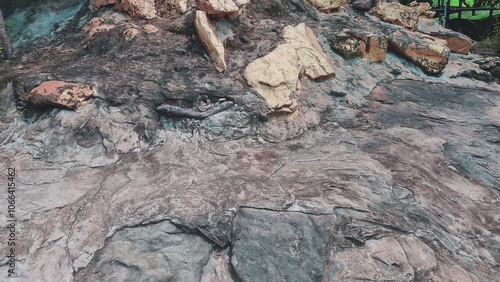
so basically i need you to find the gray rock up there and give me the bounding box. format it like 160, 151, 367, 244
74, 221, 213, 282
231, 208, 336, 282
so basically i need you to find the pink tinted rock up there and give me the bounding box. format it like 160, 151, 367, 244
27, 81, 95, 110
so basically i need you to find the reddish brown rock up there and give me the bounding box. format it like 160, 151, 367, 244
418, 18, 473, 54
366, 35, 388, 62
332, 30, 388, 62
409, 1, 435, 18
143, 24, 159, 34
329, 31, 366, 59
87, 24, 116, 38
121, 0, 156, 19
89, 0, 117, 9
82, 17, 104, 32
370, 1, 420, 31
123, 28, 140, 40
26, 81, 95, 110
389, 29, 450, 74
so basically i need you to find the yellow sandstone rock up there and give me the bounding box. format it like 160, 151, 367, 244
304, 0, 347, 12
196, 0, 249, 16
194, 11, 227, 72
370, 2, 420, 31
245, 23, 335, 115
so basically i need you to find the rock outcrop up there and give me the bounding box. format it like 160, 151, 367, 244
121, 0, 156, 19
155, 0, 189, 16
195, 0, 249, 16
90, 0, 117, 9
418, 18, 473, 54
143, 24, 159, 33
328, 31, 366, 59
245, 23, 335, 114
1, 0, 499, 281
331, 29, 388, 62
389, 29, 450, 74
304, 0, 347, 12
25, 81, 95, 110
370, 1, 420, 30
194, 10, 227, 72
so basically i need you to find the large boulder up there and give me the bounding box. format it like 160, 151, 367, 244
245, 23, 335, 114
194, 10, 227, 72
304, 0, 347, 12
370, 1, 420, 31
25, 81, 95, 110
418, 18, 473, 54
195, 0, 249, 16
389, 29, 450, 75
121, 0, 156, 19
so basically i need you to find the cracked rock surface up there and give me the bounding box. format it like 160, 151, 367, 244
0, 0, 499, 281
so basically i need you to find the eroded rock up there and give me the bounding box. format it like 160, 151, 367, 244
155, 0, 189, 16
370, 1, 420, 31
90, 0, 118, 9
328, 31, 366, 59
25, 81, 95, 110
304, 0, 347, 12
418, 18, 473, 54
194, 10, 227, 72
121, 0, 156, 19
389, 29, 450, 74
409, 1, 436, 18
196, 0, 249, 16
245, 23, 335, 114
144, 24, 159, 33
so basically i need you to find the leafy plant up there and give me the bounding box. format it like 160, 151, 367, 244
473, 21, 500, 53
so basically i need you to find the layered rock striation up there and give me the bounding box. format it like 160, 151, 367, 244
0, 0, 499, 281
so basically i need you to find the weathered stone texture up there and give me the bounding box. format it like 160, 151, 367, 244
389, 29, 450, 74
26, 81, 95, 110
305, 0, 347, 12
194, 10, 227, 72
418, 18, 473, 54
370, 2, 420, 30
245, 23, 335, 114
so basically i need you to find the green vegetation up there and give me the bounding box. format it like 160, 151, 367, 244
474, 21, 500, 52
432, 0, 500, 21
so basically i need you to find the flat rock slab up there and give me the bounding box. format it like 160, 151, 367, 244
389, 29, 450, 75
26, 81, 95, 110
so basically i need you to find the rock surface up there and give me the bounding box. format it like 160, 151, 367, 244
304, 0, 347, 12
25, 81, 95, 110
389, 29, 450, 74
418, 18, 473, 54
370, 1, 420, 31
0, 0, 499, 281
195, 10, 227, 72
196, 0, 249, 16
245, 23, 335, 114
121, 0, 156, 19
